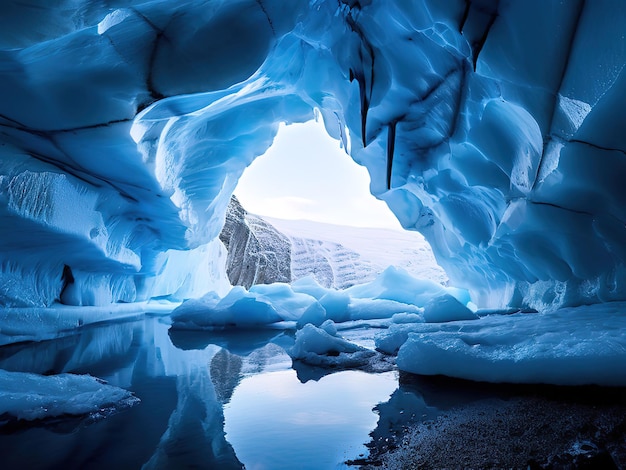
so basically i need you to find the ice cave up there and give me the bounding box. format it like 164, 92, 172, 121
1, 0, 626, 468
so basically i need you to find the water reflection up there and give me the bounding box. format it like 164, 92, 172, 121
0, 318, 399, 469
225, 369, 396, 470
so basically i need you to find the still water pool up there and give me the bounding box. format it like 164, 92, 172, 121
0, 317, 399, 469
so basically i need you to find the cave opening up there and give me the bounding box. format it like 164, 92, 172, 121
227, 117, 447, 290
235, 118, 401, 230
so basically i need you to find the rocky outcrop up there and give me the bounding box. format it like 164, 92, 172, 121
219, 196, 291, 289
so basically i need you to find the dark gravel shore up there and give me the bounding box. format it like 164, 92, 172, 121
352, 374, 626, 470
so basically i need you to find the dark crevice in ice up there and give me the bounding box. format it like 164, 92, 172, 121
59, 264, 75, 303
529, 200, 594, 217
0, 113, 29, 130
449, 61, 469, 141
25, 148, 141, 204
471, 1, 499, 72
459, 0, 471, 33
51, 119, 132, 135
386, 120, 397, 189
130, 8, 167, 106
569, 138, 626, 157
26, 150, 104, 189
0, 118, 132, 135
345, 7, 375, 147
532, 0, 586, 191
255, 0, 276, 36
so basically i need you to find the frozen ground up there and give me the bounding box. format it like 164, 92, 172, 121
360, 375, 626, 470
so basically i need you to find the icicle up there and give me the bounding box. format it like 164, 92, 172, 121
386, 120, 397, 190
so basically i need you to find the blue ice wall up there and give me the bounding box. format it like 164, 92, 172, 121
0, 0, 624, 310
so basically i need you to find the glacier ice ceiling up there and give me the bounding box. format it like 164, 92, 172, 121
1, 0, 625, 313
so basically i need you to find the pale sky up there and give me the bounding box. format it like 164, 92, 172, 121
234, 119, 403, 230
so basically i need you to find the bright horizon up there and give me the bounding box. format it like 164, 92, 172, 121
234, 119, 404, 230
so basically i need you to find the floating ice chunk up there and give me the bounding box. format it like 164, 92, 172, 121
319, 319, 337, 336
291, 276, 333, 300
170, 288, 282, 329
318, 290, 351, 323
289, 322, 374, 368
172, 266, 466, 330
0, 370, 139, 423
422, 294, 478, 323
376, 323, 423, 355
346, 267, 469, 307
170, 282, 322, 328
291, 322, 360, 357
249, 283, 317, 321
297, 301, 327, 328
391, 312, 424, 324
395, 302, 626, 386
348, 298, 422, 321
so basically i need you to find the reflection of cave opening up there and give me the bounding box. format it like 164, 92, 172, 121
226, 118, 447, 290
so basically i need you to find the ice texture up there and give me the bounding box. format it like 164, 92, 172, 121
266, 217, 448, 288
289, 321, 375, 368
0, 1, 625, 314
378, 302, 626, 386
0, 370, 139, 422
171, 267, 466, 330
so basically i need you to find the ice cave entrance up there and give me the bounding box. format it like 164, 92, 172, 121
233, 117, 447, 286
235, 118, 401, 230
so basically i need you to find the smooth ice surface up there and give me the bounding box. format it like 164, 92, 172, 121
0, 370, 139, 422
0, 317, 399, 469
422, 294, 478, 323
380, 302, 626, 386
224, 369, 397, 470
0, 301, 173, 346
1, 0, 625, 311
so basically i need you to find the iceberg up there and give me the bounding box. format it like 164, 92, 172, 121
0, 370, 139, 424
289, 321, 375, 367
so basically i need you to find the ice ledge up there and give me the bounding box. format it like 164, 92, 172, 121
379, 301, 626, 386
0, 301, 176, 346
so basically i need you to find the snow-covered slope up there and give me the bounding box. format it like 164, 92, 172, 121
0, 0, 625, 313
265, 217, 447, 288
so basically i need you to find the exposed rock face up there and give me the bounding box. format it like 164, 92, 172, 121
219, 196, 291, 289
220, 198, 412, 290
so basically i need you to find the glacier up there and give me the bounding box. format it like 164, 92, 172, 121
1, 0, 625, 311
0, 0, 626, 413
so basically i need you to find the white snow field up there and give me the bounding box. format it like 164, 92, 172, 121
265, 217, 448, 288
